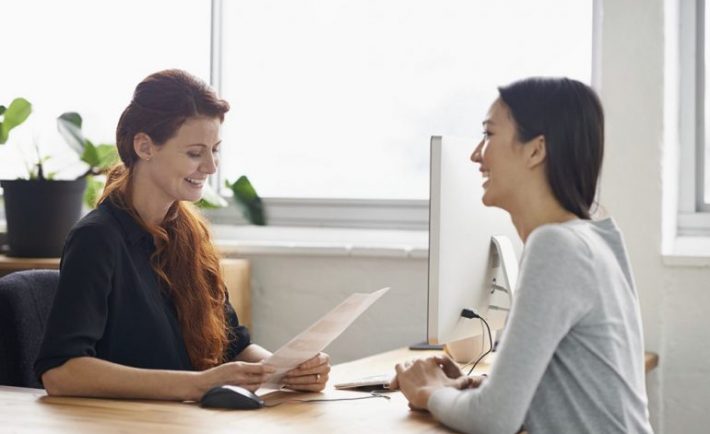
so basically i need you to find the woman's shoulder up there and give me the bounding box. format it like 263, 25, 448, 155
527, 221, 591, 256
67, 205, 124, 245
526, 218, 626, 264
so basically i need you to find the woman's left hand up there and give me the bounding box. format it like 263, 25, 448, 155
394, 357, 472, 411
283, 352, 331, 392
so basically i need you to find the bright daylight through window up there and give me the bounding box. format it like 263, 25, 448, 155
219, 0, 593, 199
0, 0, 210, 181
1, 1, 592, 205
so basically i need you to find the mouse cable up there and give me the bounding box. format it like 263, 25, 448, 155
264, 391, 390, 408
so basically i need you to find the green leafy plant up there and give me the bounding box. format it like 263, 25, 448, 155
0, 100, 120, 209
0, 98, 32, 144
56, 112, 119, 207
226, 176, 266, 225
195, 176, 266, 225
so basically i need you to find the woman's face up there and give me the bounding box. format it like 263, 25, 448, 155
470, 99, 529, 211
146, 116, 221, 204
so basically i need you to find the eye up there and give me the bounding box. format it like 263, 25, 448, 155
482, 130, 492, 138
187, 151, 202, 159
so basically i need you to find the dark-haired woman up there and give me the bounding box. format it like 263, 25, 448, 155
35, 69, 330, 401
392, 78, 653, 434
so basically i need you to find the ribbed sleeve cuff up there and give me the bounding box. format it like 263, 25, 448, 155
428, 387, 464, 419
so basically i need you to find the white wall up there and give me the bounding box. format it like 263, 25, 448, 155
242, 253, 428, 365
595, 0, 709, 432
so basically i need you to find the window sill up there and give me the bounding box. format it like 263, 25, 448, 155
0, 220, 429, 259
663, 236, 710, 267
212, 224, 429, 259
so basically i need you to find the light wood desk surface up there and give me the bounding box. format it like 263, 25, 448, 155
0, 348, 659, 434
0, 348, 462, 434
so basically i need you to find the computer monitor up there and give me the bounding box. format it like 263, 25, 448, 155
427, 136, 523, 355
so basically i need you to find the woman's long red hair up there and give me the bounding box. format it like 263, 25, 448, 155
100, 70, 231, 370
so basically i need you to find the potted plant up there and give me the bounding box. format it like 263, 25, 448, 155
0, 99, 118, 257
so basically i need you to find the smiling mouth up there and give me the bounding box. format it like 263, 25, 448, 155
185, 177, 206, 186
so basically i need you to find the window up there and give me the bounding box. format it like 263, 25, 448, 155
1, 1, 594, 230
678, 0, 710, 236
0, 0, 211, 180
217, 0, 593, 201
703, 0, 710, 209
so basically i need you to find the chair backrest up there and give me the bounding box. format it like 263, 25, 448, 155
0, 269, 59, 388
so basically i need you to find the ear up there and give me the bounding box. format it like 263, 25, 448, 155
525, 135, 546, 169
133, 132, 154, 161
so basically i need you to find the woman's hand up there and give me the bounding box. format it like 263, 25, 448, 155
391, 356, 485, 411
199, 361, 276, 397
282, 352, 331, 392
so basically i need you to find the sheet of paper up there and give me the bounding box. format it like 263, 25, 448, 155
260, 287, 390, 390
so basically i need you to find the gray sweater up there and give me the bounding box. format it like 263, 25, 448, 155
428, 218, 653, 434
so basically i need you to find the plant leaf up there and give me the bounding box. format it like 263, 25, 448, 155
0, 105, 5, 115
0, 98, 32, 144
80, 141, 100, 167
57, 112, 86, 155
91, 144, 119, 171
58, 111, 82, 128
195, 183, 228, 209
226, 176, 266, 225
83, 175, 106, 208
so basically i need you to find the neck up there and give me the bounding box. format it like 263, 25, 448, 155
507, 188, 580, 243
132, 194, 172, 226
130, 169, 173, 226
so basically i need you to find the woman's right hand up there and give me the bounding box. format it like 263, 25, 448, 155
197, 361, 276, 398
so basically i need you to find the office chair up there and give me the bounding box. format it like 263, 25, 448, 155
0, 269, 59, 388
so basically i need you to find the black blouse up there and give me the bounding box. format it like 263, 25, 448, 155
34, 199, 251, 380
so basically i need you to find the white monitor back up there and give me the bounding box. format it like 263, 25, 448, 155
428, 136, 523, 345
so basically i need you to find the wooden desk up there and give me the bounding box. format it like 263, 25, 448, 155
0, 348, 454, 434
0, 255, 252, 330
0, 348, 659, 434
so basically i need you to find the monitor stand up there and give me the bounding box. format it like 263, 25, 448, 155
408, 341, 445, 351
443, 236, 519, 363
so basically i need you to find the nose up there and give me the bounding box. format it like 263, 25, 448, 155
471, 140, 483, 163
201, 151, 218, 175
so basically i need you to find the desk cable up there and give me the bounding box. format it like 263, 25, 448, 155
264, 391, 391, 408
460, 308, 494, 376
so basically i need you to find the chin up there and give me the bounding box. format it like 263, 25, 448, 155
180, 190, 203, 203
481, 191, 495, 208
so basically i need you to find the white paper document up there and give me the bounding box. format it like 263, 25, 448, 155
260, 287, 390, 389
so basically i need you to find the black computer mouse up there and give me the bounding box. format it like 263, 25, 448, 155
200, 385, 265, 410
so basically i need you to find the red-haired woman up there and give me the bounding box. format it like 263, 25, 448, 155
35, 69, 330, 401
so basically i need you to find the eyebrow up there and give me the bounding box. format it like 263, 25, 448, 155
187, 140, 222, 148
482, 120, 495, 126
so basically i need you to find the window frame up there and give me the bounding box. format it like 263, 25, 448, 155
678, 0, 710, 236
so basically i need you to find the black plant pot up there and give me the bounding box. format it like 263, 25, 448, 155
1, 178, 86, 258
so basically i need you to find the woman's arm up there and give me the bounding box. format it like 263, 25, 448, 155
234, 343, 273, 362
42, 356, 274, 401
396, 226, 595, 434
